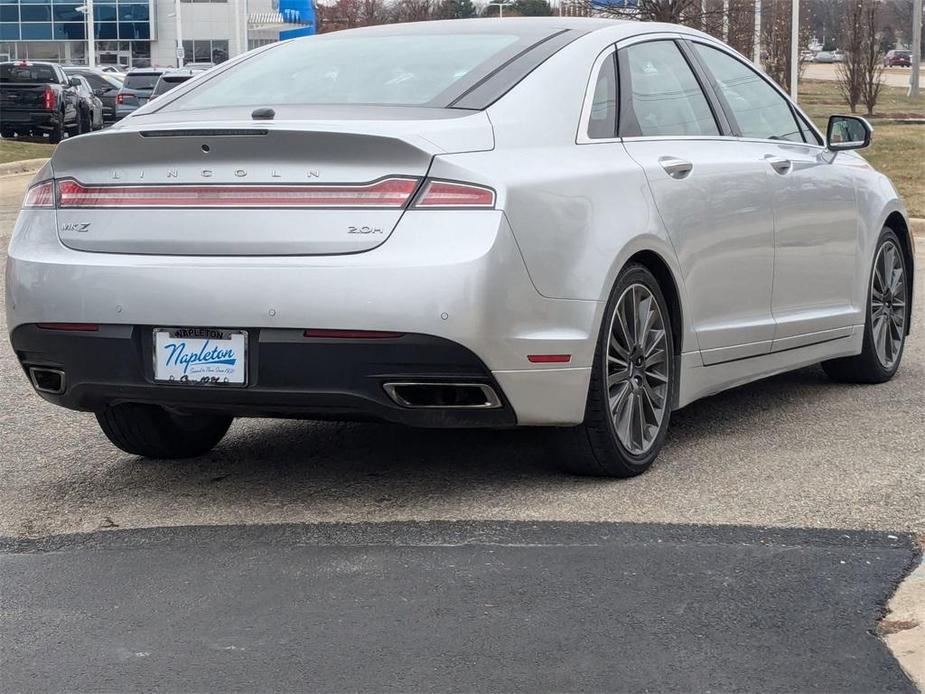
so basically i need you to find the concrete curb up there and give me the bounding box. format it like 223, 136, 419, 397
883, 549, 925, 691
0, 158, 48, 179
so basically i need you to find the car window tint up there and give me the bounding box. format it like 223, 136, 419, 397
692, 43, 804, 142
620, 41, 718, 138
587, 53, 617, 139
166, 33, 523, 110
124, 73, 160, 90
0, 63, 58, 83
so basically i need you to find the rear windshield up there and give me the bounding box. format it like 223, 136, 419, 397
152, 75, 190, 96
0, 63, 59, 84
124, 73, 161, 90
162, 32, 529, 111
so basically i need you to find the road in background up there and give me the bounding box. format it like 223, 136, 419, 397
804, 63, 925, 89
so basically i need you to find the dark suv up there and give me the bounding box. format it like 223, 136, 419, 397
115, 68, 165, 119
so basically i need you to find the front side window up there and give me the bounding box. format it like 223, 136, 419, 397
619, 40, 718, 138
692, 43, 804, 143
587, 52, 617, 139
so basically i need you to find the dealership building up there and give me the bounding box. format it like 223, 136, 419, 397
0, 0, 315, 69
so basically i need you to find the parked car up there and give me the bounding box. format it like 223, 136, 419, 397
814, 50, 838, 63
883, 49, 912, 67
800, 49, 816, 63
114, 67, 165, 119
97, 64, 126, 76
0, 60, 80, 142
70, 74, 104, 132
63, 66, 123, 122
7, 19, 913, 476
149, 67, 207, 101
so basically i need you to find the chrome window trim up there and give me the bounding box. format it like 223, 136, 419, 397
576, 44, 619, 145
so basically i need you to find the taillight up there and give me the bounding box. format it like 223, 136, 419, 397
43, 85, 56, 111
56, 177, 420, 208
116, 93, 124, 104
22, 180, 55, 209
413, 180, 495, 209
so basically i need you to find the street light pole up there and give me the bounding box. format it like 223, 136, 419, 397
911, 0, 922, 97
86, 0, 95, 68
753, 0, 761, 67
76, 1, 96, 67
790, 0, 799, 99
175, 0, 184, 68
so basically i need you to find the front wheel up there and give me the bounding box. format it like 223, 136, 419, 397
96, 403, 232, 459
556, 263, 676, 477
822, 228, 908, 383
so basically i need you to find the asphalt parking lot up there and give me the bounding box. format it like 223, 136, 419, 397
1, 172, 923, 538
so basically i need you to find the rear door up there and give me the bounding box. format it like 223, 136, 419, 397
688, 41, 859, 349
618, 37, 777, 365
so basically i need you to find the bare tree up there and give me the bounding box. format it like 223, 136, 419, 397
392, 0, 438, 21
837, 0, 884, 114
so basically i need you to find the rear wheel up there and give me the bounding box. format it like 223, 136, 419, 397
822, 228, 908, 383
48, 119, 64, 144
557, 263, 675, 477
96, 403, 232, 459
78, 108, 91, 135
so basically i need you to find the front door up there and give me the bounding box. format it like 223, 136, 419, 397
687, 40, 860, 351
618, 38, 776, 365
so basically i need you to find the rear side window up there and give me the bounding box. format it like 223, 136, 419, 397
691, 43, 804, 143
163, 32, 525, 110
0, 63, 58, 84
619, 41, 718, 138
587, 52, 617, 139
124, 73, 160, 90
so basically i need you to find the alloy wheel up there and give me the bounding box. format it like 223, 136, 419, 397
870, 240, 906, 369
606, 283, 670, 455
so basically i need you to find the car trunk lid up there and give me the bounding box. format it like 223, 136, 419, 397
51, 112, 492, 256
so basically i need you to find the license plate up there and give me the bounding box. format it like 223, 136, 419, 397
153, 328, 247, 385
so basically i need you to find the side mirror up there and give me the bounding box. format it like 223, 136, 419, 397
68, 76, 81, 88
826, 115, 872, 151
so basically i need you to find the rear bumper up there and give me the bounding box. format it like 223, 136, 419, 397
0, 110, 61, 130
10, 324, 518, 427
6, 209, 599, 426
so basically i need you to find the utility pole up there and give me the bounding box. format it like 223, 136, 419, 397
790, 0, 799, 99
753, 0, 761, 67
912, 0, 922, 97
488, 1, 510, 17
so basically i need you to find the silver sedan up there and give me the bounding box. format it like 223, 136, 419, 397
6, 18, 913, 476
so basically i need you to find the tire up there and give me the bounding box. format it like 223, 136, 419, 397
48, 119, 64, 144
0, 129, 13, 139
822, 228, 909, 383
556, 263, 676, 477
96, 403, 232, 459
78, 108, 91, 135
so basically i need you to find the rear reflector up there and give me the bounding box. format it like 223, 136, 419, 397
527, 354, 571, 363
23, 180, 55, 209
37, 323, 99, 331
56, 177, 420, 209
414, 180, 495, 208
303, 329, 404, 339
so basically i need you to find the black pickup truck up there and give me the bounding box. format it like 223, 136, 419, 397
0, 61, 81, 143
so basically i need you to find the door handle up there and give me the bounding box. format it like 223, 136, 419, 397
659, 157, 693, 179
764, 155, 792, 174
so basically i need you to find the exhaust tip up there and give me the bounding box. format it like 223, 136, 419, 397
383, 382, 501, 409
28, 366, 66, 395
